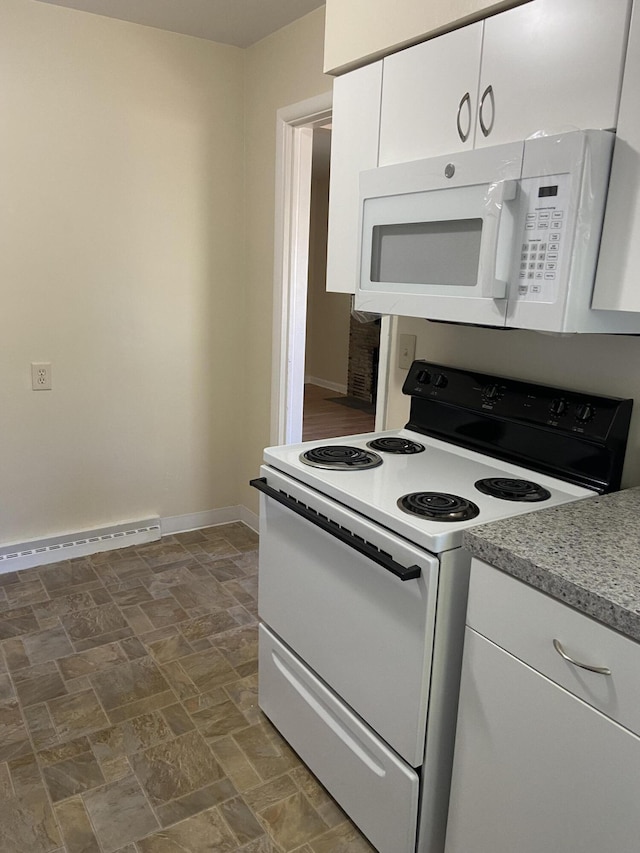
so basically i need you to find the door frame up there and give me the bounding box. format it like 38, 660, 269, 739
271, 91, 392, 446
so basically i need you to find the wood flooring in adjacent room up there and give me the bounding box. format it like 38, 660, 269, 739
0, 523, 374, 853
302, 384, 375, 441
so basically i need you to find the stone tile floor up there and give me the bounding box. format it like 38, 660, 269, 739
0, 523, 375, 853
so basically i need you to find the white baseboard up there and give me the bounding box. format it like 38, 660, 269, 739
160, 506, 241, 536
238, 505, 259, 533
1, 506, 259, 575
162, 506, 258, 536
304, 375, 348, 395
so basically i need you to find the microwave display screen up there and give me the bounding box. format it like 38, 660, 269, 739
538, 185, 558, 198
371, 219, 483, 286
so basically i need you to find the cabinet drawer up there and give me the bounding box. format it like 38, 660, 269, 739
259, 624, 419, 853
467, 558, 640, 735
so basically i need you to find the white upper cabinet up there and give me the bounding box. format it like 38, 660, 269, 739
327, 0, 633, 296
476, 0, 631, 148
593, 2, 640, 313
378, 0, 631, 165
326, 62, 383, 293
378, 24, 483, 166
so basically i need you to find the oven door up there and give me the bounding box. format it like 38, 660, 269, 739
356, 141, 524, 325
253, 465, 439, 767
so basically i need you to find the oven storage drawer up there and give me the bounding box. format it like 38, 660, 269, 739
467, 558, 640, 735
259, 624, 420, 853
256, 467, 439, 766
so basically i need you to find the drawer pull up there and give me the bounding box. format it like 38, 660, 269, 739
552, 639, 611, 675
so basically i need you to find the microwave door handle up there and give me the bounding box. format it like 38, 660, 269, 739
480, 179, 518, 299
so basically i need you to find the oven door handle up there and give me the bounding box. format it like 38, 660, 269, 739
250, 477, 421, 582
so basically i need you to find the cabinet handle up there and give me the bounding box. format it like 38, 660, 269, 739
552, 639, 611, 675
456, 92, 471, 143
479, 84, 495, 138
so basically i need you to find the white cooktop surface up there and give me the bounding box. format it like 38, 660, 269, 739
263, 429, 594, 553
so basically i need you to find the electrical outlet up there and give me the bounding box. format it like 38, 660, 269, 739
398, 334, 416, 370
31, 362, 52, 391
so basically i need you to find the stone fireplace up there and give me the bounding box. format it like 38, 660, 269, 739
347, 316, 381, 405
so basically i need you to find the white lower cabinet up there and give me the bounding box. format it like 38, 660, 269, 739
445, 564, 640, 853
259, 624, 420, 853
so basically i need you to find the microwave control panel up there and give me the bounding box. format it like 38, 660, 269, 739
515, 173, 570, 304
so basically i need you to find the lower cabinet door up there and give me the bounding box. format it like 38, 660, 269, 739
445, 628, 640, 853
259, 624, 420, 853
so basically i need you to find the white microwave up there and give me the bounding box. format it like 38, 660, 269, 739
356, 130, 640, 333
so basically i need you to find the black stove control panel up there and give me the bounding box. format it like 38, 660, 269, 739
402, 361, 633, 493
402, 360, 628, 441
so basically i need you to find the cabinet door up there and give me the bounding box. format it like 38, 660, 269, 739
476, 0, 631, 148
593, 2, 640, 312
326, 62, 382, 293
378, 23, 483, 166
445, 629, 640, 853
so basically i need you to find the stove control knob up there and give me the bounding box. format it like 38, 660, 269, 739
433, 373, 448, 389
575, 402, 596, 423
416, 370, 431, 385
549, 398, 568, 417
482, 383, 501, 402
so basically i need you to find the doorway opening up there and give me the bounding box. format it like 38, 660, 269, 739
271, 92, 391, 447
303, 127, 377, 440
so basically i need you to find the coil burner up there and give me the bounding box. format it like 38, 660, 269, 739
397, 492, 480, 522
475, 478, 551, 502
367, 437, 425, 454
300, 445, 383, 470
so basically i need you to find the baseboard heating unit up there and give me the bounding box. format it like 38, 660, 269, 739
0, 518, 161, 573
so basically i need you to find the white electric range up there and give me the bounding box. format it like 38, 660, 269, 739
252, 361, 632, 853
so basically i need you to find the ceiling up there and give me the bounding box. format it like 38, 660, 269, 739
34, 0, 326, 47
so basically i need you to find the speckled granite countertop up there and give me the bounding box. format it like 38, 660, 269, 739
463, 487, 640, 643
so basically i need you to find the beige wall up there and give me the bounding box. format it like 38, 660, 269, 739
324, 0, 529, 73
0, 0, 245, 543
305, 131, 351, 390
242, 8, 332, 513
386, 318, 640, 488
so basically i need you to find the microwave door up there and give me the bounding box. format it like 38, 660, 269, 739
357, 182, 515, 326
355, 140, 525, 325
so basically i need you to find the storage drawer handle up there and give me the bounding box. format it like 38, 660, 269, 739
552, 639, 612, 675
250, 477, 421, 582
